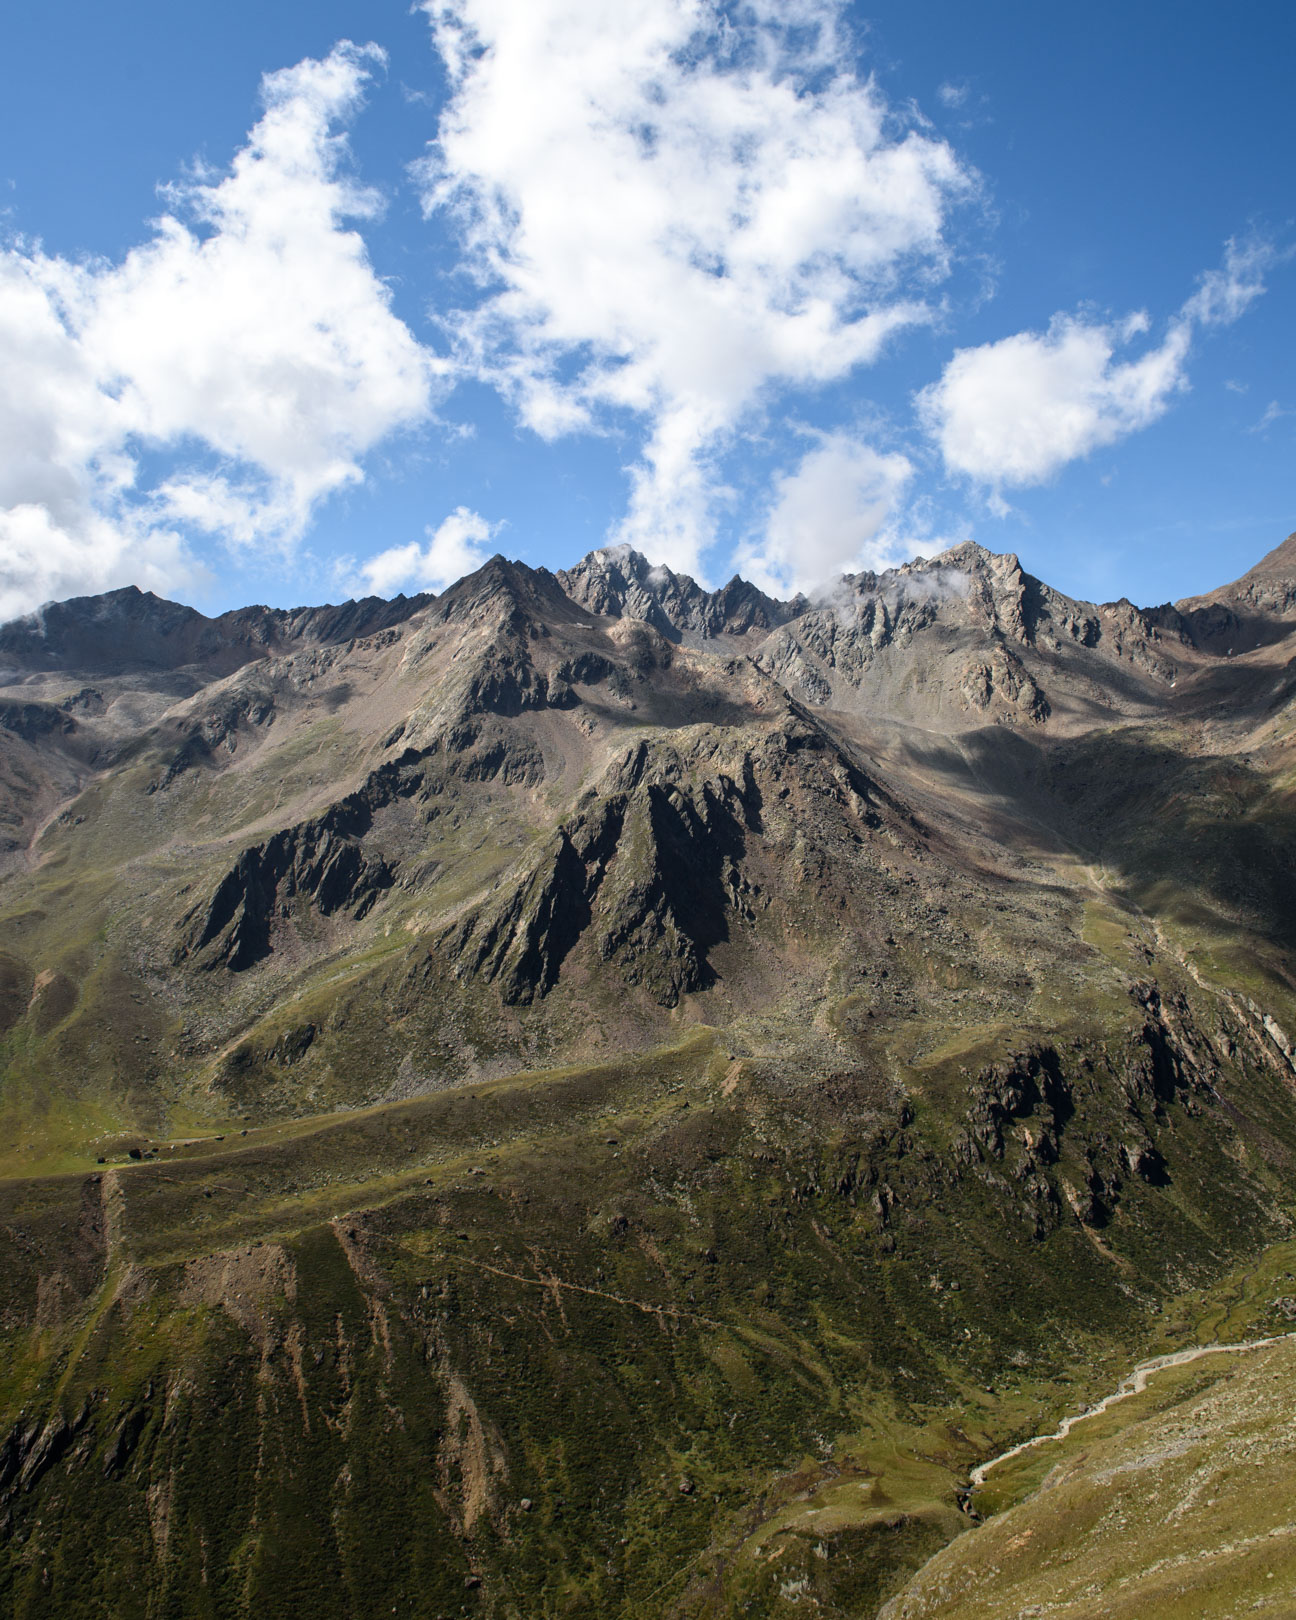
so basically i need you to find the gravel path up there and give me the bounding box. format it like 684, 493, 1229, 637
970, 1330, 1296, 1488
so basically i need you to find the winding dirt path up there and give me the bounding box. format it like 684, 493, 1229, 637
453, 1253, 726, 1328
970, 1330, 1296, 1488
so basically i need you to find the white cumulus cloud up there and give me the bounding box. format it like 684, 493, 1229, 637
0, 42, 438, 621
354, 506, 497, 595
416, 0, 972, 576
919, 238, 1276, 500
918, 311, 1190, 494
736, 433, 912, 596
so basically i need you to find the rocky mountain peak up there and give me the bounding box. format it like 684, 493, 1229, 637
557, 544, 793, 644
1230, 529, 1296, 586
0, 586, 215, 676
0, 582, 436, 683
433, 553, 590, 632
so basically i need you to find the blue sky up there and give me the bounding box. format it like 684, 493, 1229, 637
0, 0, 1291, 621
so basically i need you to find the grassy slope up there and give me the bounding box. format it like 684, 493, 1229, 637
2, 974, 1294, 1619
882, 1333, 1296, 1619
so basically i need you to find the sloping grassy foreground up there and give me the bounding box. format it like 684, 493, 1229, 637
1, 999, 1295, 1619
881, 1334, 1296, 1619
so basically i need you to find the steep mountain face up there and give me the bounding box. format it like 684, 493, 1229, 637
2, 535, 1296, 1618
0, 584, 433, 869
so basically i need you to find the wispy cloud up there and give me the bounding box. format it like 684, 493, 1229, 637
415, 0, 974, 577
0, 43, 438, 621
1250, 400, 1291, 434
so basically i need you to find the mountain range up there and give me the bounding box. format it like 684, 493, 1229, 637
1, 533, 1295, 1618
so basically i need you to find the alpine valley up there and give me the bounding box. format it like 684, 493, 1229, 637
2, 532, 1296, 1619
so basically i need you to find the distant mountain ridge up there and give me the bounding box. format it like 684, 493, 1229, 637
9, 529, 1292, 678
2, 525, 1294, 1084
0, 582, 435, 679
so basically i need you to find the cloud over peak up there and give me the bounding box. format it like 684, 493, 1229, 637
736, 432, 913, 597
352, 506, 497, 596
416, 0, 973, 576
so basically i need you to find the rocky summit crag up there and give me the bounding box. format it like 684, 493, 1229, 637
2, 534, 1296, 1618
